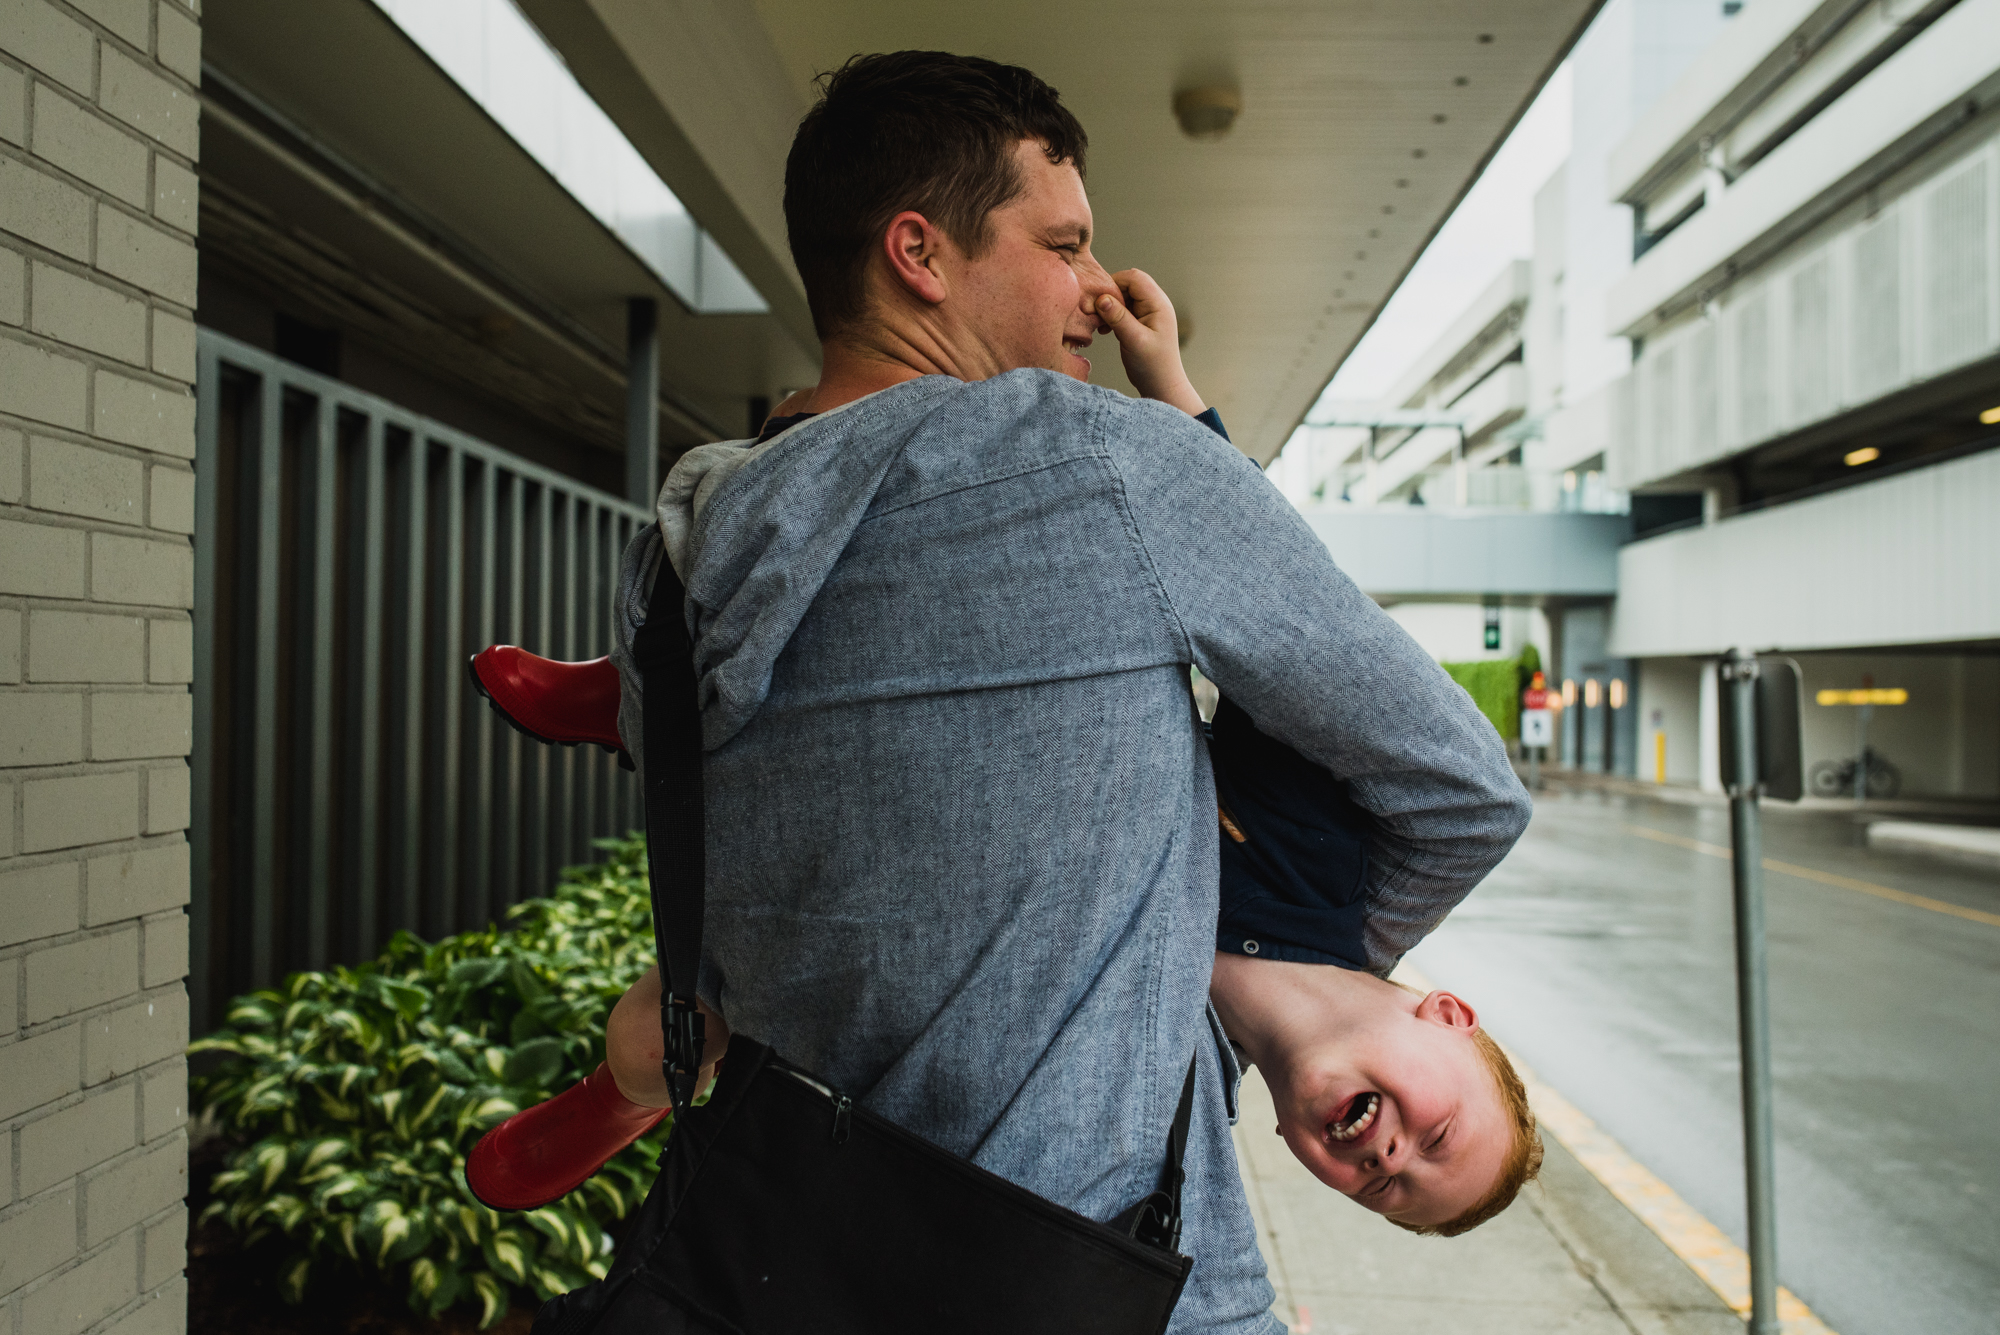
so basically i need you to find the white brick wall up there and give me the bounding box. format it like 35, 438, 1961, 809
0, 2, 197, 1332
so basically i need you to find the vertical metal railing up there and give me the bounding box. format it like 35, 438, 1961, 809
190, 330, 649, 1032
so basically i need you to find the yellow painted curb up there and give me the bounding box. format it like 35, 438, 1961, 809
1394, 962, 1838, 1335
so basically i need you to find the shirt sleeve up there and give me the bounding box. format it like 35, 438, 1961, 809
1103, 399, 1532, 973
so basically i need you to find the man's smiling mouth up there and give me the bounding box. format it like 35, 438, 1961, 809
1328, 1091, 1381, 1145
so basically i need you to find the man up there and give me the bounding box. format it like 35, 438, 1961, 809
608, 51, 1530, 1330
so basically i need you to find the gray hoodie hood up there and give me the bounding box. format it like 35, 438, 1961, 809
648, 375, 963, 750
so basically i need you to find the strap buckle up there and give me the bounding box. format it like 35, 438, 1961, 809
1124, 1190, 1182, 1251
662, 994, 706, 1113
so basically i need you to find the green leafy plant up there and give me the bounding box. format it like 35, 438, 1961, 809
191, 835, 663, 1329
1441, 646, 1544, 742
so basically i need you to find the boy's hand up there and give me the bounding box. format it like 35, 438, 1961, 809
606, 965, 731, 1109
1094, 268, 1207, 419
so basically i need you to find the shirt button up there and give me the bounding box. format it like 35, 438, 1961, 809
1243, 940, 1260, 955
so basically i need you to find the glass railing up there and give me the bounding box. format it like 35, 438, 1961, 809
1300, 464, 1630, 514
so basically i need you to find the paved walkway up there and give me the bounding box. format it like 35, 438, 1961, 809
1232, 1064, 1744, 1334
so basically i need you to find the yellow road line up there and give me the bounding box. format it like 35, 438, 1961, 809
1623, 824, 2000, 928
1396, 961, 1838, 1335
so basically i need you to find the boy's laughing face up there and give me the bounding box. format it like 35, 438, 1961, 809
1270, 990, 1511, 1228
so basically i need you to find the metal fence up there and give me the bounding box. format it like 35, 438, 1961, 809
191, 330, 652, 1032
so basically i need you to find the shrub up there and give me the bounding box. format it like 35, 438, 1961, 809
190, 835, 663, 1329
1441, 646, 1542, 742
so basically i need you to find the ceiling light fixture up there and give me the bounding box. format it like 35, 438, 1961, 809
1979, 405, 2000, 425
1173, 85, 1242, 140
1844, 446, 1880, 466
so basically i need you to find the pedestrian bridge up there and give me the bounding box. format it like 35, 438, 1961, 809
1299, 509, 1632, 600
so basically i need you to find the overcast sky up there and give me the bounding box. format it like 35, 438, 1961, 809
1306, 62, 1573, 409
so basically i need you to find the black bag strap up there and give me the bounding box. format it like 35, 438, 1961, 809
632, 552, 707, 1113
630, 533, 1200, 1247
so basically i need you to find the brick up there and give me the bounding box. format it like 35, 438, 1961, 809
0, 605, 18, 680
0, 58, 25, 144
24, 926, 138, 1023
0, 957, 16, 1034
156, 5, 197, 85
94, 210, 194, 306
83, 841, 183, 924
149, 153, 193, 234
32, 86, 148, 208
22, 768, 138, 852
83, 1133, 182, 1245
147, 307, 190, 381
146, 464, 190, 535
89, 689, 189, 759
90, 532, 190, 606
0, 424, 20, 500
0, 689, 83, 764
28, 609, 144, 682
104, 1275, 185, 1335
0, 1186, 80, 1296
99, 48, 194, 158
0, 1024, 82, 1118
0, 335, 88, 429
0, 156, 90, 260
142, 764, 184, 833
0, 244, 20, 324
139, 912, 183, 988
1, 0, 96, 95
145, 616, 188, 680
19, 1231, 139, 1335
138, 1055, 182, 1140
28, 436, 144, 522
139, 1206, 183, 1288
22, 1083, 139, 1193
0, 518, 85, 597
84, 988, 185, 1085
0, 859, 80, 945
68, 0, 149, 48
92, 370, 194, 457
28, 262, 146, 365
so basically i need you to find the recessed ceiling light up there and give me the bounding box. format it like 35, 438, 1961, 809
1454, 76, 1469, 86
1433, 113, 1448, 124
1412, 148, 1426, 158
1477, 33, 1493, 43
1844, 446, 1880, 467
1980, 404, 2000, 425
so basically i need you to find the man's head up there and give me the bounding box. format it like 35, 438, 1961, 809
1215, 956, 1542, 1235
783, 52, 1117, 380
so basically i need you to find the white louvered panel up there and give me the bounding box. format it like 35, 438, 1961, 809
1646, 344, 1678, 478
1849, 210, 1904, 401
1788, 255, 1835, 423
1687, 321, 1720, 469
1734, 289, 1772, 445
1921, 158, 1992, 373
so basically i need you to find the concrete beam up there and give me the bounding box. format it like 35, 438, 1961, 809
1301, 509, 1631, 599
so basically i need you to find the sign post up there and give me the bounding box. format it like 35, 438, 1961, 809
1717, 650, 1802, 1335
1520, 671, 1553, 791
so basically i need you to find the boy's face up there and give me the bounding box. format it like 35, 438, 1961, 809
1270, 991, 1511, 1229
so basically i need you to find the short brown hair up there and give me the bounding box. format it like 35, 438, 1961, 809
1392, 1026, 1544, 1237
783, 51, 1089, 336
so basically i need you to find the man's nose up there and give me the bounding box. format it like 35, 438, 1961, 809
1074, 254, 1118, 316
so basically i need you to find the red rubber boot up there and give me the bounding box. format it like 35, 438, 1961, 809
468, 647, 626, 754
465, 1062, 670, 1211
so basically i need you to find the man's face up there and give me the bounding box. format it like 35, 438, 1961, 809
1273, 998, 1511, 1229
936, 139, 1120, 383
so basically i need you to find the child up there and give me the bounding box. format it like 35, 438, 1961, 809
466, 269, 1541, 1238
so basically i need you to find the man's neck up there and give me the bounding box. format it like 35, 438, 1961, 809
799, 302, 1017, 415
1210, 953, 1399, 1076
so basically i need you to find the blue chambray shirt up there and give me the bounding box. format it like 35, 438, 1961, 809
612, 370, 1529, 1333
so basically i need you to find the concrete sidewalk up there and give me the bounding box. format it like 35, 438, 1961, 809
1232, 1067, 1743, 1335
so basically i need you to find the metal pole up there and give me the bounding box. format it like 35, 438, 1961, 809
1723, 648, 1780, 1335
1854, 701, 1871, 807
626, 296, 660, 509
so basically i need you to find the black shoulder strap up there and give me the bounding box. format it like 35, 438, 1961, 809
631, 550, 706, 1113
1116, 1055, 1200, 1252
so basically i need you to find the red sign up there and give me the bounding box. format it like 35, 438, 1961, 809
1522, 688, 1549, 710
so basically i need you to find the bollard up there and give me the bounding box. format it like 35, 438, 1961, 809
1722, 649, 1780, 1335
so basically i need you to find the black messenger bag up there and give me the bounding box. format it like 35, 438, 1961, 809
532, 555, 1197, 1335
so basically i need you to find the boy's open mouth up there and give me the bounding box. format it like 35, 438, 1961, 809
1329, 1091, 1380, 1144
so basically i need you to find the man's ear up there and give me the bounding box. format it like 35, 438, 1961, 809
1416, 989, 1480, 1033
880, 210, 950, 306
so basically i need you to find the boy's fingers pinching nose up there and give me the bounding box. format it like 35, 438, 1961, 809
1096, 294, 1145, 344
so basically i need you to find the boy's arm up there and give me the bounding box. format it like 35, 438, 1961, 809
606, 965, 732, 1108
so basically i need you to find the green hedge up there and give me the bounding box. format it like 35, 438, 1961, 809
1441, 645, 1541, 742
190, 835, 662, 1329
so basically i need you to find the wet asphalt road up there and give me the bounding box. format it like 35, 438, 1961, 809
1405, 787, 2000, 1335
